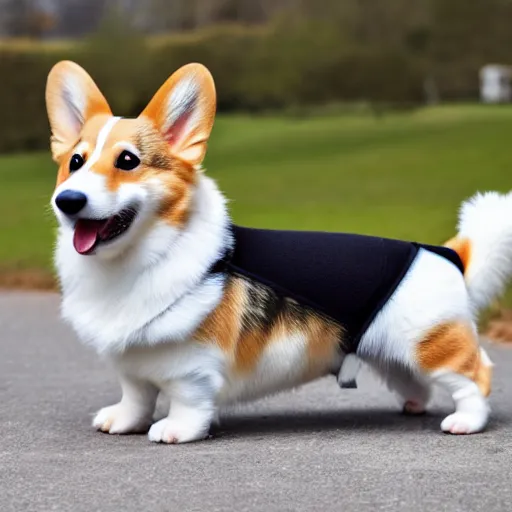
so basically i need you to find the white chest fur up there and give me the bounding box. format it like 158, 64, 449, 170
56, 176, 230, 354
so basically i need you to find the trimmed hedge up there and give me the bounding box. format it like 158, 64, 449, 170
0, 23, 427, 153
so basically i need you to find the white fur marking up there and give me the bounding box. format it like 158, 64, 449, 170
168, 78, 198, 126
82, 116, 121, 172
62, 74, 86, 132
457, 191, 512, 310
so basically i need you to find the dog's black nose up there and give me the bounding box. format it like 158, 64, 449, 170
55, 190, 87, 215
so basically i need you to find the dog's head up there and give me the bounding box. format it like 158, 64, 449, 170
46, 61, 216, 259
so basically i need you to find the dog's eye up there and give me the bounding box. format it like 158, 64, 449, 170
69, 154, 84, 172
115, 150, 140, 171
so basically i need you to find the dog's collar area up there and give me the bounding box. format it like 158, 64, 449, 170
207, 247, 234, 275
132, 229, 235, 338
206, 223, 236, 276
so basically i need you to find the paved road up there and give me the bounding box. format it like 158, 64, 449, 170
1, 292, 511, 512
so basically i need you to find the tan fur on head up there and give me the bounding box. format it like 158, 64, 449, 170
46, 61, 217, 227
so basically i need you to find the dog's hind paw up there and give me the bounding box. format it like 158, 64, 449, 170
402, 400, 427, 415
440, 411, 487, 435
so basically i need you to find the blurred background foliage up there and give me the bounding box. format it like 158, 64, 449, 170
1, 0, 512, 331
1, 0, 512, 152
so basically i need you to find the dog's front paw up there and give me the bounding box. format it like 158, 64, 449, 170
93, 403, 151, 434
148, 417, 209, 444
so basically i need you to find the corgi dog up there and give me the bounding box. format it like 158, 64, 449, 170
46, 61, 512, 444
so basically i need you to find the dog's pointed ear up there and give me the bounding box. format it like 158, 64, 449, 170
46, 61, 112, 161
140, 63, 216, 167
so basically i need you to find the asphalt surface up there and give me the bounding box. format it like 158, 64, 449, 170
1, 291, 511, 512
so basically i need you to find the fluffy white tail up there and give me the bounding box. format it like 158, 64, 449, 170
446, 191, 512, 310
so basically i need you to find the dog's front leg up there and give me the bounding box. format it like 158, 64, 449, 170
93, 372, 158, 434
148, 373, 221, 444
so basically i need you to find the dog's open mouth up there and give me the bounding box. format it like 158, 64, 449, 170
73, 207, 138, 255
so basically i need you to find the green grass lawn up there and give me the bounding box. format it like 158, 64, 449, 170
1, 104, 512, 286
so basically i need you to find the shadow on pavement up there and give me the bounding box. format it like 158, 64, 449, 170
214, 408, 447, 438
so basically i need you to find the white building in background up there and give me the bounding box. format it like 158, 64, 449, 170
480, 64, 512, 103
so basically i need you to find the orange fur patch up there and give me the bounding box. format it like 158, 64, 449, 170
234, 321, 281, 373
416, 322, 491, 396
197, 276, 343, 377
444, 237, 472, 272
196, 278, 245, 355
304, 315, 343, 377
55, 150, 73, 188
197, 277, 276, 373
475, 356, 492, 398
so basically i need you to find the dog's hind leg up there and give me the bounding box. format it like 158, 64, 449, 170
358, 248, 492, 434
414, 321, 492, 434
383, 367, 431, 415
362, 323, 491, 433
362, 360, 432, 415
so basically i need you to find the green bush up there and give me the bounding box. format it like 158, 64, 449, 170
0, 23, 427, 153
0, 49, 67, 153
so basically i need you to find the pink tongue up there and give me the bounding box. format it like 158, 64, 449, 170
73, 219, 104, 255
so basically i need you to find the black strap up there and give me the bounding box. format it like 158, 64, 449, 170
205, 226, 465, 357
